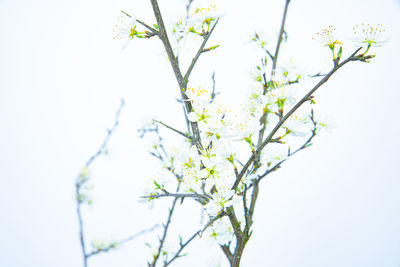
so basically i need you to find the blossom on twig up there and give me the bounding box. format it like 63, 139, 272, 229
313, 25, 342, 59
351, 23, 388, 52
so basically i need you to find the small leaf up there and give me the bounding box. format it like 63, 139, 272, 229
153, 180, 161, 189
337, 46, 343, 59
202, 44, 220, 52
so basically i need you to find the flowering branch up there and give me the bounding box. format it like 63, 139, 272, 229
109, 2, 386, 266
255, 0, 291, 167
150, 0, 203, 150
232, 47, 363, 192
141, 190, 211, 201
183, 18, 219, 84
257, 109, 319, 181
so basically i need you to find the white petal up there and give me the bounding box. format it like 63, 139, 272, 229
187, 112, 198, 122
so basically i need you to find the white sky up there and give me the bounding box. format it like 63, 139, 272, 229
1, 0, 400, 266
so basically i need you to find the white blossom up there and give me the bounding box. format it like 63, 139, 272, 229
206, 217, 234, 245
205, 189, 235, 216
313, 25, 342, 49
112, 12, 138, 48
351, 23, 388, 48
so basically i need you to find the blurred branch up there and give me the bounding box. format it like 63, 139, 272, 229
75, 99, 125, 267
210, 71, 220, 103
86, 224, 159, 258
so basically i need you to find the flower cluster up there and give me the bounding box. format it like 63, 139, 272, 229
112, 11, 154, 48
173, 4, 220, 41
313, 24, 388, 57
91, 239, 119, 252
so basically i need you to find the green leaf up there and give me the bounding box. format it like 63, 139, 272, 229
153, 180, 161, 189
202, 45, 220, 52
337, 46, 343, 59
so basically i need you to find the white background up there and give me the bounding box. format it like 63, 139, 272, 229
1, 0, 399, 266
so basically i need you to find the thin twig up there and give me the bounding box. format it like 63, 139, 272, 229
165, 212, 226, 266
137, 19, 159, 37
142, 191, 211, 201
86, 224, 159, 258
149, 183, 181, 267
256, 0, 291, 166
257, 109, 319, 182
153, 119, 192, 140
210, 71, 219, 103
271, 0, 290, 78
183, 19, 219, 84
84, 99, 125, 168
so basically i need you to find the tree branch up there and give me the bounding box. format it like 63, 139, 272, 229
153, 119, 192, 140
149, 0, 205, 151
165, 212, 226, 266
231, 47, 363, 191
142, 191, 211, 201
75, 99, 125, 267
183, 19, 219, 84
271, 0, 291, 78
86, 224, 159, 258
149, 184, 181, 267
